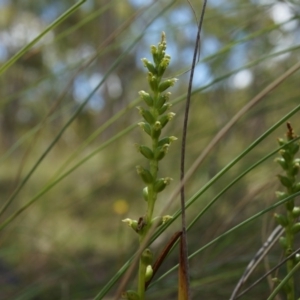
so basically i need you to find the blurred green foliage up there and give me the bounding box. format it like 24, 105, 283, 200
0, 0, 299, 299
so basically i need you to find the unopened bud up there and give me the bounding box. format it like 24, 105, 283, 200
158, 78, 178, 92
158, 103, 172, 115
153, 177, 173, 193
145, 265, 153, 282
138, 122, 151, 136
136, 165, 154, 184
139, 90, 153, 107
141, 248, 153, 266
122, 218, 138, 232
141, 58, 156, 74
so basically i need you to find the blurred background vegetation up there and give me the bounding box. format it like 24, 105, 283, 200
0, 0, 299, 299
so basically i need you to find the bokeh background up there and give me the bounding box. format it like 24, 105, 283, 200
0, 0, 300, 299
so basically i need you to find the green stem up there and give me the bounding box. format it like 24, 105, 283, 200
138, 259, 147, 300
286, 207, 295, 300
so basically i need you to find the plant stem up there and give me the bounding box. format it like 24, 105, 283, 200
285, 206, 295, 300
138, 258, 147, 300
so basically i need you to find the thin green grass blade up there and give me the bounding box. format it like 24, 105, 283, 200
187, 137, 300, 232
52, 2, 112, 44
0, 123, 136, 232
266, 261, 300, 300
201, 16, 298, 64
152, 105, 300, 241
0, 0, 166, 218
0, 0, 86, 76
0, 0, 177, 228
0, 27, 142, 217
151, 136, 300, 263
91, 107, 300, 299
51, 97, 141, 178
0, 104, 73, 164
149, 191, 300, 288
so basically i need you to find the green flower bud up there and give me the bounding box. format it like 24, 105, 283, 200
275, 191, 289, 200
162, 215, 173, 224
158, 103, 172, 115
141, 248, 153, 266
151, 45, 157, 55
157, 55, 171, 76
156, 92, 170, 109
291, 163, 299, 176
157, 43, 166, 61
277, 174, 293, 188
158, 136, 177, 147
156, 47, 166, 63
159, 112, 175, 128
292, 182, 300, 193
158, 78, 178, 92
151, 215, 173, 227
154, 144, 169, 160
292, 223, 300, 234
141, 58, 157, 74
136, 165, 154, 184
153, 177, 173, 193
294, 158, 300, 164
137, 145, 154, 159
277, 138, 286, 146
289, 142, 299, 155
151, 121, 162, 139
274, 213, 288, 227
122, 218, 138, 232
151, 45, 159, 65
138, 122, 151, 136
286, 200, 294, 211
292, 206, 300, 218
148, 72, 158, 92
139, 90, 153, 107
145, 265, 153, 282
122, 290, 140, 300
279, 236, 288, 249
272, 277, 281, 284
136, 107, 155, 124
279, 149, 292, 163
143, 187, 149, 201
274, 157, 288, 170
